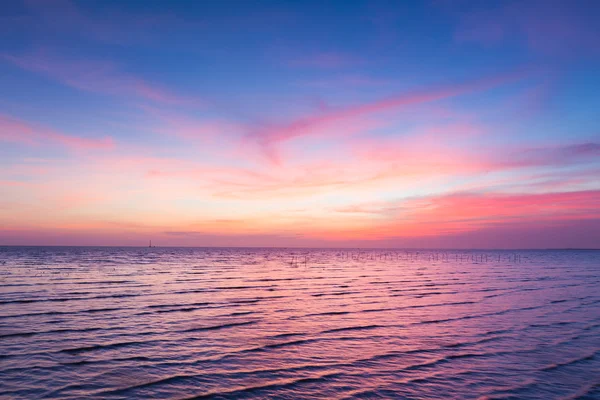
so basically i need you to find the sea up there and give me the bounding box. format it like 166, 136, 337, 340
0, 247, 599, 399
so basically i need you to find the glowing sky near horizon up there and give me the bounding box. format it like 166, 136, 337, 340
1, 0, 600, 248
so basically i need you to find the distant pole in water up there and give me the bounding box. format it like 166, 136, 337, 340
149, 240, 152, 248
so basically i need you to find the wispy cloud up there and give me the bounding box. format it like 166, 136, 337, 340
247, 69, 528, 163
499, 142, 600, 168
331, 189, 600, 239
2, 50, 200, 106
0, 113, 114, 150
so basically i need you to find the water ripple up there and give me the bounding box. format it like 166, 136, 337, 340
0, 247, 599, 399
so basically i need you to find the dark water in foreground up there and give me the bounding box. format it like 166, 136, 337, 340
0, 247, 599, 400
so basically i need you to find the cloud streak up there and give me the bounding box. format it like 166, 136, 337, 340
0, 114, 114, 150
247, 68, 529, 163
2, 50, 200, 106
330, 189, 600, 240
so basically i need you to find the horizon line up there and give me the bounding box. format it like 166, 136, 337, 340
1, 245, 598, 251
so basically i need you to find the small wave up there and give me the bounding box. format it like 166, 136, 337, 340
154, 307, 204, 314
360, 307, 397, 313
260, 338, 318, 350
420, 317, 456, 324
73, 280, 135, 285
70, 355, 155, 365
400, 352, 485, 372
444, 336, 506, 348
484, 328, 512, 336
269, 332, 304, 339
583, 323, 600, 331
180, 320, 257, 333
304, 311, 351, 317
0, 326, 120, 340
181, 372, 344, 399
223, 311, 255, 317
311, 291, 361, 297
231, 299, 262, 304
147, 301, 213, 309
541, 351, 597, 371
322, 324, 383, 334
95, 374, 193, 396
59, 339, 158, 354
0, 292, 140, 305
215, 285, 268, 290
563, 381, 600, 400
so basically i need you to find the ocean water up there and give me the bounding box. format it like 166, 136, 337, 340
0, 247, 599, 400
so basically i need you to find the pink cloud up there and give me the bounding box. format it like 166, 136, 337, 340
115, 130, 599, 204
0, 180, 31, 187
330, 189, 600, 240
248, 68, 528, 163
349, 130, 600, 181
2, 50, 200, 106
418, 190, 600, 220
84, 126, 598, 205
358, 218, 600, 249
3, 144, 599, 247
334, 122, 494, 181
0, 114, 114, 150
89, 155, 279, 193
138, 106, 242, 144
92, 152, 371, 201
500, 142, 600, 168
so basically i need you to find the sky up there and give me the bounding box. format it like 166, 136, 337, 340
1, 0, 599, 248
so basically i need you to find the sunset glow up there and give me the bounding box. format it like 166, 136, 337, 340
1, 0, 599, 248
